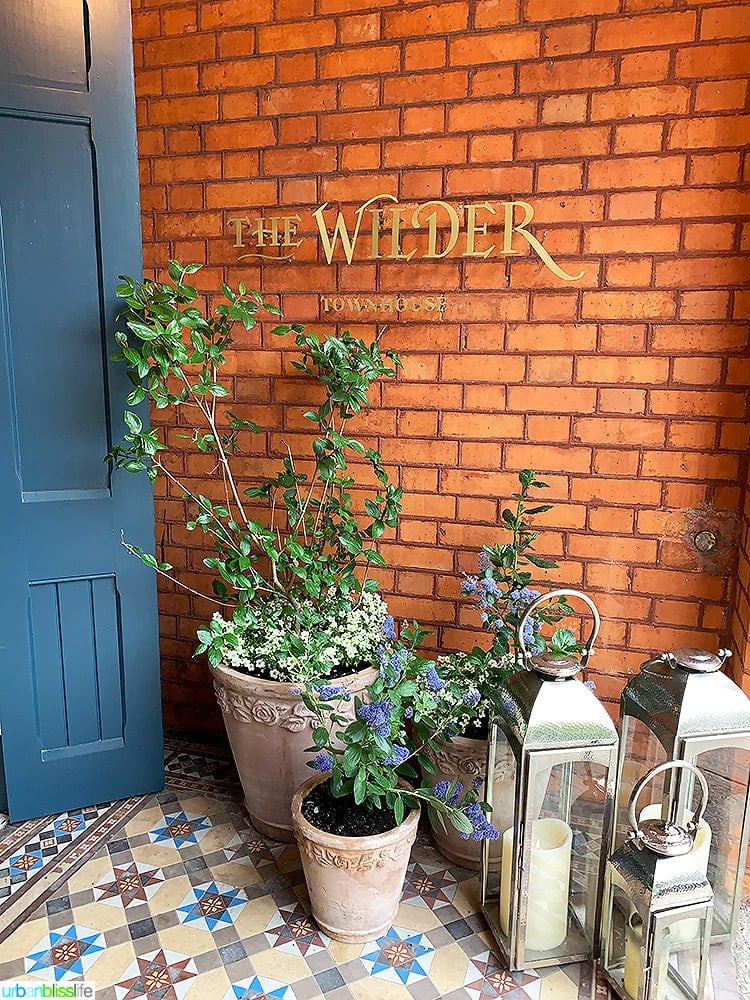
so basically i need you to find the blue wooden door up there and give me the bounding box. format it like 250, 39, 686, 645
0, 0, 164, 820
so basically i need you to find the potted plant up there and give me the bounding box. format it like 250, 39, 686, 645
428, 470, 579, 869
107, 261, 408, 841
290, 619, 500, 943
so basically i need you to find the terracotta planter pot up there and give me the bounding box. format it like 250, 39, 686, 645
210, 662, 376, 843
292, 773, 420, 943
427, 734, 515, 870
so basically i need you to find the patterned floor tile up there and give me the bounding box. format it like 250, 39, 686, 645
93, 861, 165, 909
463, 951, 541, 1000
113, 948, 198, 999
223, 976, 297, 1000
265, 903, 331, 956
360, 927, 435, 985
402, 862, 459, 910
25, 924, 106, 981
149, 811, 213, 848
175, 880, 248, 931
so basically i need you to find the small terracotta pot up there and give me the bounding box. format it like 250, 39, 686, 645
426, 734, 515, 870
291, 773, 420, 943
211, 663, 376, 842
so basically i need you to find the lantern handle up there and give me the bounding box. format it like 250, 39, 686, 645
516, 588, 600, 669
627, 760, 708, 840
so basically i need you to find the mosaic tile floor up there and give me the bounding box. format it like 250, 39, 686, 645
0, 736, 737, 999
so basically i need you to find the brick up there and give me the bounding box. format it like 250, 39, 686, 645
471, 66, 519, 98
592, 85, 690, 121
571, 476, 662, 506
536, 162, 584, 191
588, 506, 635, 534
519, 56, 615, 94
384, 3, 469, 38
598, 389, 647, 414
205, 120, 276, 151
604, 258, 653, 287
218, 29, 255, 58
440, 353, 525, 382
341, 143, 381, 172
280, 117, 318, 146
263, 146, 337, 175
695, 79, 748, 112
506, 323, 598, 352
200, 0, 273, 28
593, 449, 639, 477
608, 191, 657, 221
669, 116, 750, 151
320, 45, 401, 79
449, 29, 541, 66
443, 411, 525, 439
667, 420, 718, 450
383, 71, 469, 106
542, 22, 593, 56
144, 34, 216, 66
595, 12, 697, 51
262, 84, 337, 116
526, 414, 571, 442
448, 98, 537, 132
149, 95, 219, 126
257, 19, 336, 52
525, 0, 618, 20
569, 533, 658, 564
404, 38, 447, 71
680, 291, 731, 320
649, 390, 746, 418
201, 58, 275, 91
540, 94, 588, 125
589, 155, 686, 190
320, 110, 400, 142
339, 13, 381, 44
584, 224, 680, 255
683, 222, 737, 252
573, 417, 665, 446
688, 152, 742, 185
162, 8, 198, 34
657, 256, 750, 289
676, 42, 750, 79
339, 80, 381, 110
446, 165, 534, 195
619, 50, 671, 84
205, 180, 278, 208
531, 293, 581, 320
517, 126, 609, 161
582, 291, 676, 320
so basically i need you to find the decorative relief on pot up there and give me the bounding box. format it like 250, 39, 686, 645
431, 743, 514, 780
213, 682, 315, 730
298, 839, 412, 873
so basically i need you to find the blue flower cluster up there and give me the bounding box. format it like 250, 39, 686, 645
382, 744, 409, 766
433, 780, 464, 807
312, 683, 351, 701
376, 644, 407, 683
357, 698, 394, 737
425, 665, 445, 692
381, 615, 396, 640
459, 801, 500, 841
462, 688, 481, 707
312, 751, 334, 772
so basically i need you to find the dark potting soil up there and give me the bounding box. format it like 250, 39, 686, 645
301, 780, 401, 837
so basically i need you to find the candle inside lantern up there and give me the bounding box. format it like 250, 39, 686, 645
500, 818, 572, 951
624, 912, 670, 999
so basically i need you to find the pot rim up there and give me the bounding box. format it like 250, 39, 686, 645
291, 771, 421, 849
210, 661, 377, 698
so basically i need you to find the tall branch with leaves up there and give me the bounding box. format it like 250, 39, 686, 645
106, 261, 403, 669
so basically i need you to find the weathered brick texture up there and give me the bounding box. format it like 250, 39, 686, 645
131, 0, 750, 732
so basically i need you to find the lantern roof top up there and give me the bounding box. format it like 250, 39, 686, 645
495, 667, 617, 751
621, 647, 750, 748
610, 838, 712, 916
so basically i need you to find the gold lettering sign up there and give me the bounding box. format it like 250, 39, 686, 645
229, 194, 584, 282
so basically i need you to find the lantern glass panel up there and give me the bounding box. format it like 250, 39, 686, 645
686, 744, 750, 938
656, 910, 710, 1000
602, 880, 631, 995
616, 716, 668, 851
517, 754, 609, 962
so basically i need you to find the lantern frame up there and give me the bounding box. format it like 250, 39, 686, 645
480, 589, 618, 971
601, 761, 714, 1000
614, 647, 750, 943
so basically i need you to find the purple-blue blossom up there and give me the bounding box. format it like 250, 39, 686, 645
312, 752, 334, 772
382, 744, 409, 766
507, 587, 541, 615
462, 577, 478, 596
381, 615, 396, 640
432, 780, 463, 806
584, 679, 596, 690
425, 665, 445, 692
357, 698, 394, 738
459, 801, 501, 841
313, 683, 351, 701
462, 689, 481, 707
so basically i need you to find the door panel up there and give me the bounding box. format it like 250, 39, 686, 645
0, 0, 163, 820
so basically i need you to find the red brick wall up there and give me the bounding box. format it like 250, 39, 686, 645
130, 0, 750, 733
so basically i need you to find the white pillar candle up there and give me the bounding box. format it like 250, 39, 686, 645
500, 818, 573, 951
624, 913, 670, 1000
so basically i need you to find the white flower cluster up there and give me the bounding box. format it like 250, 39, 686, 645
212, 590, 390, 682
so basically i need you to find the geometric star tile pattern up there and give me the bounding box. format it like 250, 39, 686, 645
0, 733, 690, 1000
360, 926, 436, 985
25, 925, 106, 981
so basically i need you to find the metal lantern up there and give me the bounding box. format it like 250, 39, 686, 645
601, 761, 713, 1000
614, 646, 750, 942
480, 590, 618, 970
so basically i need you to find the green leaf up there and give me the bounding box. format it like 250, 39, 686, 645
353, 769, 366, 805
363, 549, 386, 567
